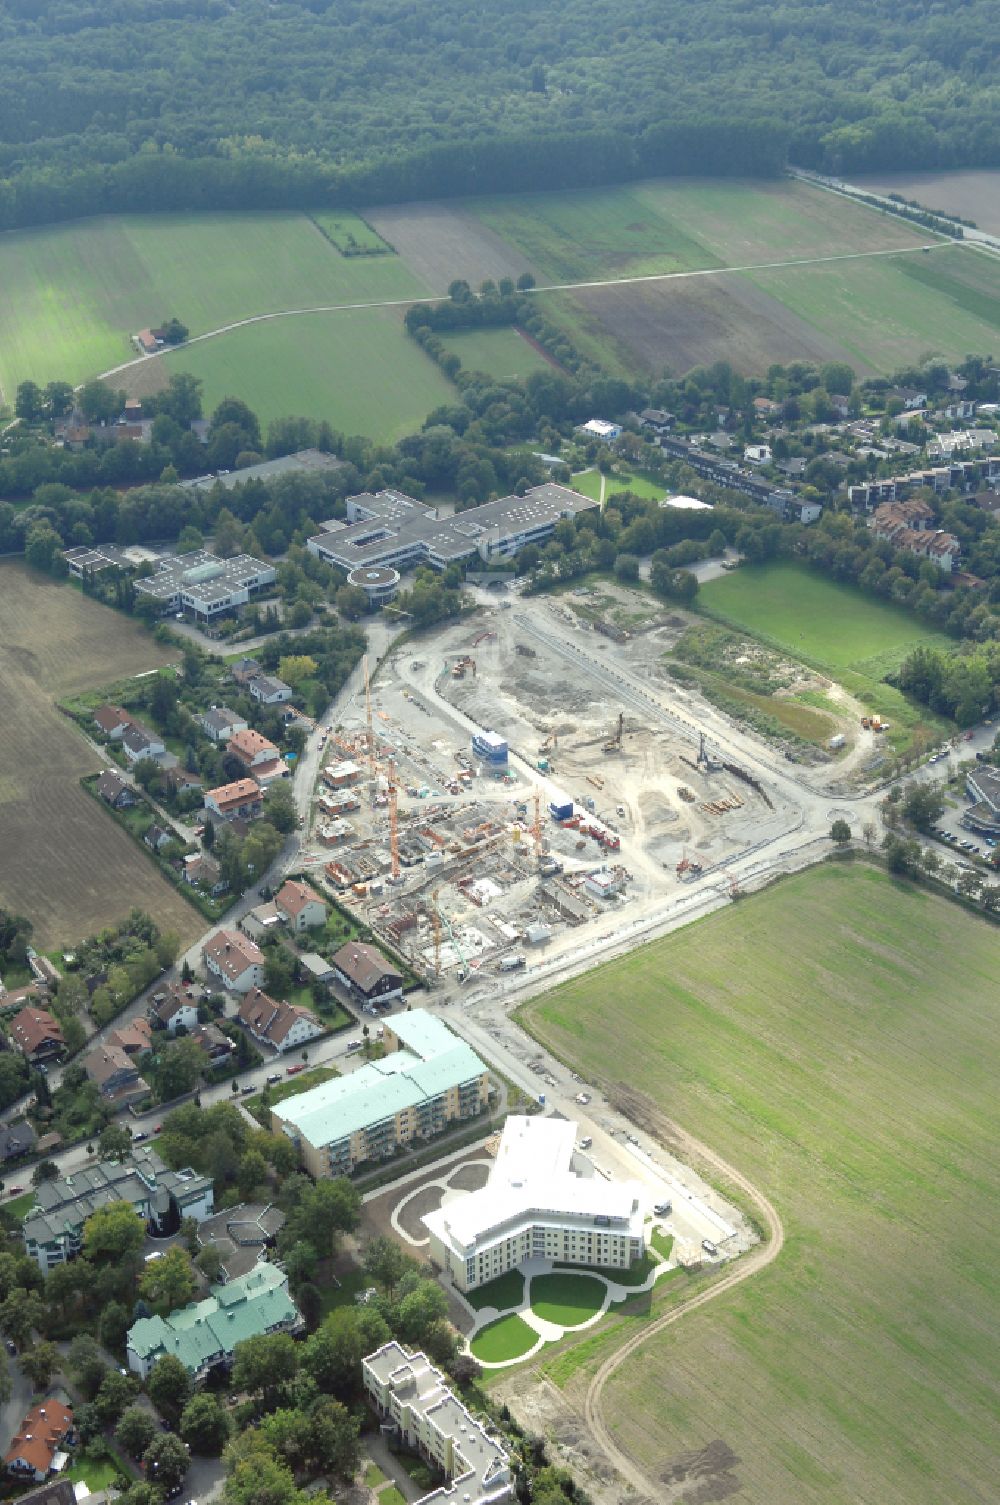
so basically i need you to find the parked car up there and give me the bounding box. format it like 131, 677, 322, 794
266, 1073, 281, 1085
134, 1132, 149, 1143
5, 1340, 16, 1356
241, 1085, 255, 1096
7, 1185, 24, 1195
286, 1064, 304, 1076
702, 1239, 719, 1257
654, 1201, 672, 1216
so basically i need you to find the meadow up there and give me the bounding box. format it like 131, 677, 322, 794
0, 210, 426, 398
148, 309, 455, 441
437, 327, 552, 381
0, 563, 200, 949
473, 177, 925, 283
698, 562, 952, 745
747, 243, 1000, 374
522, 863, 1000, 1503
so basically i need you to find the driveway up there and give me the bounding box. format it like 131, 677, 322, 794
0, 1349, 35, 1453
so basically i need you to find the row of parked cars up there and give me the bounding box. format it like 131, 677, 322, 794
933, 827, 996, 856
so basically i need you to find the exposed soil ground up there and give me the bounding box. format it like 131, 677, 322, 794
0, 563, 200, 948
364, 202, 539, 292
855, 169, 1000, 237
560, 271, 867, 376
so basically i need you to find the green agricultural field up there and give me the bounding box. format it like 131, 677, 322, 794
523, 864, 1000, 1504
156, 309, 455, 441
746, 243, 1000, 373
474, 182, 721, 283
437, 327, 552, 380
699, 562, 952, 746
475, 177, 926, 285
0, 210, 426, 398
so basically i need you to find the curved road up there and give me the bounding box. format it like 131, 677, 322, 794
94, 241, 947, 385
582, 1114, 785, 1501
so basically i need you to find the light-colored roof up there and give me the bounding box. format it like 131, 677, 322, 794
423, 1114, 643, 1258
127, 1260, 297, 1372
384, 1009, 454, 1060
363, 1343, 509, 1504
275, 1040, 486, 1150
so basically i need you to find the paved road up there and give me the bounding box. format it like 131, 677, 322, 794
791, 167, 1000, 257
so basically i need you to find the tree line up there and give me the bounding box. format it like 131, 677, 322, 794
2, 0, 998, 234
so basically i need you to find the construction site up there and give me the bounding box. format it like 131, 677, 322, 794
299, 589, 794, 991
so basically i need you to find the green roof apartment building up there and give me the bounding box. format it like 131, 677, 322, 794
127, 1260, 301, 1379
271, 1010, 490, 1178
24, 1150, 214, 1272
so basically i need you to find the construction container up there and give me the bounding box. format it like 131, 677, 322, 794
472, 730, 508, 766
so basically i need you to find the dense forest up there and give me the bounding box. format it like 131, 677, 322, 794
0, 0, 997, 230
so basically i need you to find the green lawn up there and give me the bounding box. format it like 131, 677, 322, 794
363, 1461, 387, 1488
649, 1228, 674, 1262
469, 1312, 539, 1363
157, 307, 454, 441
438, 327, 551, 380
465, 1269, 525, 1312
530, 1272, 607, 1327
746, 242, 1000, 373
3, 1191, 36, 1221
378, 1488, 407, 1505
522, 864, 1000, 1504
570, 468, 666, 504
65, 1452, 123, 1491
699, 562, 952, 748
318, 1264, 371, 1315
0, 210, 427, 397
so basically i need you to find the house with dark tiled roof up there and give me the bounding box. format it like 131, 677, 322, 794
96, 769, 136, 809
0, 1120, 36, 1162
332, 942, 404, 1004
84, 1043, 150, 1106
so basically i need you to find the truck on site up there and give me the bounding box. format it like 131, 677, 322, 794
499, 955, 525, 972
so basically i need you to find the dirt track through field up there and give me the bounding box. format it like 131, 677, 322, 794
581, 1115, 785, 1502
93, 241, 949, 385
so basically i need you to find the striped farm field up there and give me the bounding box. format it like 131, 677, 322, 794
521, 864, 1000, 1503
